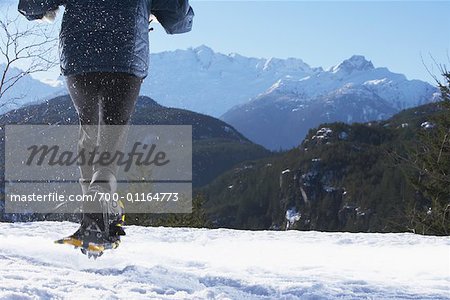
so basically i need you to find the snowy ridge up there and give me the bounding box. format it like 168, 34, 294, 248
140, 45, 317, 117
145, 50, 437, 117
259, 55, 438, 111
0, 221, 449, 299
0, 45, 317, 117
0, 46, 439, 119
330, 55, 375, 73
0, 46, 438, 118
221, 55, 439, 149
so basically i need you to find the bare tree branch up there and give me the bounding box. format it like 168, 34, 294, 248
0, 11, 58, 105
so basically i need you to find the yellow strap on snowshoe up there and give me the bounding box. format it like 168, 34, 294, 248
54, 237, 83, 248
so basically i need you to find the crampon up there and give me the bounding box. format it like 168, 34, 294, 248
54, 206, 125, 259
55, 170, 125, 259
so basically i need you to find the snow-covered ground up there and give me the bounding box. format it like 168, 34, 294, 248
0, 222, 449, 299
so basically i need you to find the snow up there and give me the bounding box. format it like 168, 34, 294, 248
312, 128, 333, 141
140, 46, 317, 117
0, 221, 449, 299
0, 40, 437, 118
285, 208, 301, 230
421, 121, 435, 129
364, 78, 388, 85
330, 55, 375, 73
260, 56, 437, 112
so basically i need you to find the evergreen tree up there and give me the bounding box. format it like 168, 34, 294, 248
408, 70, 450, 235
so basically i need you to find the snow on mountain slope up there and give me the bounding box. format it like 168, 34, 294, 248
221, 55, 439, 150
0, 46, 318, 117
144, 51, 437, 118
0, 221, 449, 299
140, 45, 318, 117
0, 47, 438, 122
0, 45, 438, 121
258, 55, 438, 110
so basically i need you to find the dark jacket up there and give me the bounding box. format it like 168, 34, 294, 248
18, 0, 194, 78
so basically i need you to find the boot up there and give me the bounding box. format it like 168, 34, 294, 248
56, 209, 121, 258
57, 169, 125, 257
81, 168, 126, 241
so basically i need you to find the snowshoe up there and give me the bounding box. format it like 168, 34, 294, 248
54, 210, 125, 259
55, 169, 125, 259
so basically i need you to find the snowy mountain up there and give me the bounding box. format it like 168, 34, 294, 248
0, 64, 63, 114
0, 46, 319, 117
140, 45, 319, 116
0, 48, 439, 142
221, 55, 439, 150
0, 221, 448, 299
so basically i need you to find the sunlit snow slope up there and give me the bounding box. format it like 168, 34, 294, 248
0, 222, 449, 299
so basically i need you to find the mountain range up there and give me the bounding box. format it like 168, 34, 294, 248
222, 55, 438, 149
140, 45, 318, 117
1, 46, 439, 150
1, 46, 318, 116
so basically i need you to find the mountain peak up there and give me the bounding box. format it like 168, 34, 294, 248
193, 45, 215, 68
332, 55, 374, 73
262, 57, 312, 72
194, 44, 214, 53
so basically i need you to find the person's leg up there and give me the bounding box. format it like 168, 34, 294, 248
100, 72, 142, 126
63, 72, 142, 245
90, 72, 142, 186
86, 72, 142, 237
65, 73, 101, 194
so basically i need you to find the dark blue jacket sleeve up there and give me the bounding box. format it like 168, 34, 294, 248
151, 0, 194, 34
18, 0, 66, 21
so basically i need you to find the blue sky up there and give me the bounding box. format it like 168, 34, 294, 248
149, 0, 449, 83
2, 0, 449, 83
